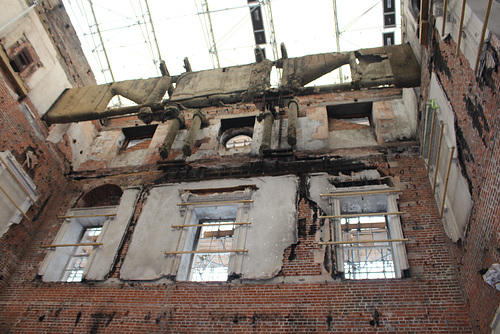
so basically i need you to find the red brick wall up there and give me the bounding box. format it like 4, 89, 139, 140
0, 78, 68, 292
0, 155, 473, 333
420, 29, 500, 333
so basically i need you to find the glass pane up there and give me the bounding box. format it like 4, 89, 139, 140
341, 216, 396, 279
226, 135, 252, 149
189, 221, 234, 282
63, 226, 102, 282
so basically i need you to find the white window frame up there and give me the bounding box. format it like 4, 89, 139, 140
169, 190, 252, 282
39, 206, 116, 282
0, 151, 38, 237
330, 190, 408, 279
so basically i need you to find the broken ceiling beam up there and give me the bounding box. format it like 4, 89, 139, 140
170, 59, 273, 108
281, 43, 420, 90
42, 76, 172, 124
280, 52, 350, 89
41, 44, 420, 125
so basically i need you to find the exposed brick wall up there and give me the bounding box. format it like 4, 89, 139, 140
419, 27, 500, 333
0, 78, 67, 292
0, 154, 473, 333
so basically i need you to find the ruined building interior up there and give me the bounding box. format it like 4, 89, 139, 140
0, 0, 500, 332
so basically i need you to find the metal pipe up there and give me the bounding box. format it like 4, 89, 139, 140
144, 0, 162, 61
40, 243, 103, 248
432, 124, 445, 194
0, 183, 30, 221
456, 0, 467, 53
426, 106, 438, 176
474, 0, 493, 74
57, 213, 116, 220
319, 238, 410, 245
320, 189, 400, 197
177, 200, 254, 206
164, 249, 248, 255
440, 146, 456, 218
0, 0, 42, 33
0, 155, 36, 204
332, 0, 343, 82
320, 212, 403, 219
89, 0, 116, 83
172, 222, 251, 228
442, 0, 449, 36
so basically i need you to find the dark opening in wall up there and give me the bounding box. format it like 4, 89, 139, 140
121, 124, 158, 151
327, 102, 373, 131
76, 184, 123, 207
9, 47, 34, 73
219, 116, 255, 150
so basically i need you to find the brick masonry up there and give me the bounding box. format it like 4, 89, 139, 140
419, 28, 500, 334
0, 151, 474, 333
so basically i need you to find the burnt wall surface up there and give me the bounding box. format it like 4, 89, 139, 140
420, 26, 500, 333
0, 151, 472, 333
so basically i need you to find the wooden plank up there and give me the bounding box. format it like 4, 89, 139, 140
177, 200, 253, 206
320, 212, 403, 219
319, 238, 409, 245
320, 189, 400, 197
172, 222, 251, 228
57, 213, 117, 220
164, 249, 248, 255
40, 243, 103, 248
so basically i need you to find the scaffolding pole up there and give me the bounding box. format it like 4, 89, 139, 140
88, 0, 117, 83
0, 155, 36, 205
0, 183, 30, 221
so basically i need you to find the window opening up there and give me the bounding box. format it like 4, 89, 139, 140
9, 47, 34, 73
121, 124, 157, 151
219, 116, 255, 152
61, 226, 102, 282
327, 102, 373, 130
341, 215, 395, 279
189, 219, 235, 282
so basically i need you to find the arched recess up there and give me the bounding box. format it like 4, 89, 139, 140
76, 184, 123, 208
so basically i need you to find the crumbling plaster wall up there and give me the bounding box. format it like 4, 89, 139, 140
120, 175, 298, 281
72, 89, 418, 172
1, 6, 72, 115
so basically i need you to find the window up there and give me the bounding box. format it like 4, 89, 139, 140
0, 151, 38, 238
327, 102, 373, 128
174, 205, 245, 282
188, 220, 235, 281
39, 187, 140, 282
218, 116, 255, 154
168, 187, 255, 282
9, 47, 34, 73
327, 102, 377, 149
62, 226, 103, 282
341, 216, 395, 279
226, 135, 252, 149
328, 189, 408, 279
121, 125, 157, 151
